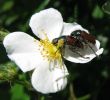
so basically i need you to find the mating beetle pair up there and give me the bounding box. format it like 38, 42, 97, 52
52, 30, 97, 58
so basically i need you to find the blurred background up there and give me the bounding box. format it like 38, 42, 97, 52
0, 0, 110, 100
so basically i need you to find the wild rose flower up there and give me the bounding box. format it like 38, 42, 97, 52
3, 8, 103, 94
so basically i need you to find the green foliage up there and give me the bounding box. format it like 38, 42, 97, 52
35, 0, 51, 12
10, 83, 30, 100
0, 0, 109, 100
102, 1, 110, 14
77, 94, 91, 100
92, 5, 104, 18
0, 62, 17, 81
1, 1, 14, 12
0, 28, 9, 41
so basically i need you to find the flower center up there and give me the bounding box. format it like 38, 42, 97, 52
40, 39, 61, 59
38, 33, 64, 68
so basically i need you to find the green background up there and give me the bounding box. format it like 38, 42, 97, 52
0, 0, 110, 100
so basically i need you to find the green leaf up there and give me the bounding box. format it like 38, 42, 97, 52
0, 28, 9, 41
77, 94, 91, 100
5, 15, 18, 26
102, 1, 110, 14
10, 83, 30, 100
35, 0, 50, 12
2, 1, 14, 12
92, 5, 104, 18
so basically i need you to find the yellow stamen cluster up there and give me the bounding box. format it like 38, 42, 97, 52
37, 29, 66, 69
40, 38, 61, 59
38, 36, 64, 68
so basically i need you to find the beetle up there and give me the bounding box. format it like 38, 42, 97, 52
52, 30, 97, 58
71, 30, 96, 45
52, 35, 83, 48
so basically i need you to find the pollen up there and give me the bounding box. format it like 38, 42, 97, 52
38, 36, 63, 68
40, 39, 61, 61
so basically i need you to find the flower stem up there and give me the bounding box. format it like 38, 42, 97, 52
69, 83, 77, 100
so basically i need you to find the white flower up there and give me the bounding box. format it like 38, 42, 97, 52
3, 8, 103, 94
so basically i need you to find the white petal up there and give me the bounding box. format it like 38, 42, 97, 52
63, 41, 103, 63
96, 48, 104, 55
29, 8, 63, 41
31, 61, 69, 94
94, 40, 104, 55
3, 32, 46, 72
95, 40, 100, 49
63, 46, 92, 63
62, 22, 89, 36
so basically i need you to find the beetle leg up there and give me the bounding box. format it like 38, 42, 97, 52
69, 46, 90, 59
84, 40, 98, 57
